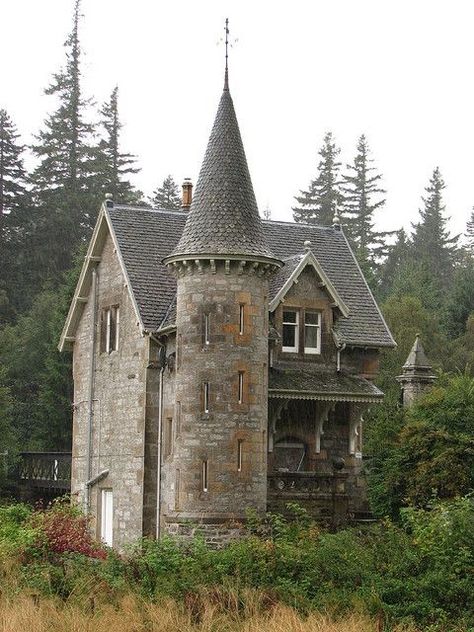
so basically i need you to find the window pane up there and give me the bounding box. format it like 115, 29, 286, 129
305, 325, 319, 349
283, 323, 296, 347
283, 310, 297, 323
305, 311, 320, 325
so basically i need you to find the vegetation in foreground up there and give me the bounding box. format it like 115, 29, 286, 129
0, 498, 473, 631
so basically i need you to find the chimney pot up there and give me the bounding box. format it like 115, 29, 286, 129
181, 178, 193, 210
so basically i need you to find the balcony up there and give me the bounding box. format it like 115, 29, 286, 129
17, 452, 71, 493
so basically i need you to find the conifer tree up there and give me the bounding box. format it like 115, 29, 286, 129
96, 86, 142, 204
0, 109, 27, 218
30, 0, 97, 260
412, 167, 458, 288
378, 228, 411, 299
293, 132, 343, 226
465, 208, 474, 254
150, 175, 181, 209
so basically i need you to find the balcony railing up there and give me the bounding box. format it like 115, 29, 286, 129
268, 471, 348, 497
17, 452, 71, 491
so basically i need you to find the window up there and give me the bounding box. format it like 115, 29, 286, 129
304, 311, 321, 354
238, 371, 244, 404
202, 460, 208, 492
100, 489, 113, 547
164, 417, 173, 458
237, 440, 243, 472
100, 306, 119, 353
175, 469, 180, 510
204, 313, 210, 345
239, 304, 245, 335
203, 382, 210, 414
282, 310, 299, 352
176, 401, 181, 435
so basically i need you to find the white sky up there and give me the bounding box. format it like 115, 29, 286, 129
2, 0, 474, 237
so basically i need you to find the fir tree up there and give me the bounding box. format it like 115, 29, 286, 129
342, 135, 392, 271
412, 167, 458, 288
30, 0, 97, 266
96, 86, 142, 204
0, 109, 27, 218
293, 132, 343, 226
378, 228, 411, 299
465, 208, 474, 254
150, 175, 181, 209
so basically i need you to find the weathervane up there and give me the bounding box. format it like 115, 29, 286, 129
218, 18, 238, 90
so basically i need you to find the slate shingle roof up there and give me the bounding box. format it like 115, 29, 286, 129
269, 362, 383, 401
107, 206, 395, 348
166, 87, 277, 262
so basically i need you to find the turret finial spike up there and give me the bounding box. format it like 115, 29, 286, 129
224, 18, 229, 90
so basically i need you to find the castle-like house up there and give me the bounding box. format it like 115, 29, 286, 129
60, 68, 395, 548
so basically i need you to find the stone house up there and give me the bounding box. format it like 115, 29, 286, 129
59, 69, 396, 549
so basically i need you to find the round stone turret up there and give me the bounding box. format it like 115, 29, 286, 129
162, 75, 282, 543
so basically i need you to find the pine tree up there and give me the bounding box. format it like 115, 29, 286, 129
293, 132, 343, 226
342, 135, 392, 270
0, 109, 27, 218
412, 167, 458, 288
96, 86, 142, 204
30, 0, 97, 272
150, 175, 181, 209
378, 228, 411, 299
465, 208, 474, 254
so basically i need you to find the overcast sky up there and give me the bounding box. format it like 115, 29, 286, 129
2, 0, 473, 237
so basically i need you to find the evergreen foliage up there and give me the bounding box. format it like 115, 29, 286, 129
150, 174, 181, 209
0, 109, 27, 218
411, 167, 458, 289
292, 132, 343, 226
96, 86, 142, 204
341, 135, 392, 276
465, 208, 474, 253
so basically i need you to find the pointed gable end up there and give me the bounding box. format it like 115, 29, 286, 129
269, 249, 350, 317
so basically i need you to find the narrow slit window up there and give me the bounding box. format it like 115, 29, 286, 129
204, 313, 210, 345
164, 418, 173, 458
100, 306, 119, 353
304, 311, 321, 354
237, 440, 243, 472
176, 401, 181, 435
203, 382, 210, 414
282, 310, 299, 353
202, 460, 208, 492
238, 371, 244, 404
239, 304, 245, 335
177, 334, 182, 369
175, 469, 180, 510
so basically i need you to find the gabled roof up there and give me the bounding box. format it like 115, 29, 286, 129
165, 84, 277, 263
75, 205, 394, 349
269, 250, 349, 316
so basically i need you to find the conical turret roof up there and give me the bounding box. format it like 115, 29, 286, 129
165, 81, 278, 263
403, 334, 432, 370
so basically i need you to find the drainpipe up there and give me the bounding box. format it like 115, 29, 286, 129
150, 333, 166, 539
84, 268, 98, 514
336, 343, 346, 373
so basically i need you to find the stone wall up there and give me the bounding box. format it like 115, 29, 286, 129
161, 261, 270, 532
71, 233, 147, 549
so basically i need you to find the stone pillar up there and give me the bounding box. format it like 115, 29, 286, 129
397, 334, 436, 407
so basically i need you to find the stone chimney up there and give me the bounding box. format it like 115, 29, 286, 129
397, 334, 436, 407
181, 178, 193, 210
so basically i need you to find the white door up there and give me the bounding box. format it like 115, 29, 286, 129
100, 489, 113, 547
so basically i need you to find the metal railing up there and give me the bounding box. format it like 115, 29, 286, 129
17, 452, 72, 490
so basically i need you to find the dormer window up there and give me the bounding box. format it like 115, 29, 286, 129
282, 310, 299, 352
304, 311, 321, 355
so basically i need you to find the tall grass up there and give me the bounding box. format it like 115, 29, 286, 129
0, 592, 416, 632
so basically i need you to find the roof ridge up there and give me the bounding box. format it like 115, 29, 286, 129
263, 219, 336, 231
113, 205, 187, 216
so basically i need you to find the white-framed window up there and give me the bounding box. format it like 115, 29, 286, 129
100, 306, 119, 353
239, 304, 245, 335
203, 382, 210, 414
100, 489, 113, 547
304, 311, 321, 354
282, 309, 299, 352
238, 371, 244, 404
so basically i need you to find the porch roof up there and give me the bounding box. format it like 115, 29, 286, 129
268, 364, 383, 403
